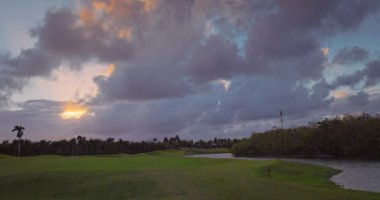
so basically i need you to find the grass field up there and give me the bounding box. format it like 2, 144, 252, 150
0, 151, 379, 200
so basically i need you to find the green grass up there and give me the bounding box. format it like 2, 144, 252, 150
0, 152, 379, 200
183, 148, 230, 155
0, 154, 13, 160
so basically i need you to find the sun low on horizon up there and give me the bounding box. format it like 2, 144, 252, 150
60, 102, 89, 120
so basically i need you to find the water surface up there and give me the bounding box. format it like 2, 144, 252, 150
188, 153, 380, 193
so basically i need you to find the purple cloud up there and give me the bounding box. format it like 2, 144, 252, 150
332, 46, 369, 65
1, 0, 380, 140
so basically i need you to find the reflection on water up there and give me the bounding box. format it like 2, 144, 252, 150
188, 153, 380, 193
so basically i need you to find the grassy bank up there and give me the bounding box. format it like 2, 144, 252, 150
0, 151, 379, 200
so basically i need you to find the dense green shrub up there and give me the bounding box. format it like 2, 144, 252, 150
232, 113, 380, 159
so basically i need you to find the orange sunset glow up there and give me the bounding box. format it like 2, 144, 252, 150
104, 63, 115, 77
60, 102, 89, 119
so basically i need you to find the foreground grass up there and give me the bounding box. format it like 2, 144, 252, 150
0, 151, 379, 200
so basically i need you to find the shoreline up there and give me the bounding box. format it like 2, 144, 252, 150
188, 153, 380, 193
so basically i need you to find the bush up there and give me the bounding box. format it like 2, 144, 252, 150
231, 113, 380, 159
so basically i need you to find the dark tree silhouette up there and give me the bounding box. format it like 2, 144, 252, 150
12, 125, 25, 156
0, 135, 239, 156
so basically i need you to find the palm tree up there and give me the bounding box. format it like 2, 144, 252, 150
12, 125, 25, 156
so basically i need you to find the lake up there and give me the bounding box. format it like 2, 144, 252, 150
188, 153, 380, 193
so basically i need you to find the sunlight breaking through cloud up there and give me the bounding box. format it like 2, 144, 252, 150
104, 63, 116, 78
60, 102, 89, 119
217, 79, 231, 91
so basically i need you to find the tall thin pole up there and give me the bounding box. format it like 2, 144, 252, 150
279, 110, 283, 129
18, 138, 21, 156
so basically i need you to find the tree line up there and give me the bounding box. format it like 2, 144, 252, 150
0, 135, 239, 156
232, 113, 380, 159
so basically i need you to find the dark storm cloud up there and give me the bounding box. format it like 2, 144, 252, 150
30, 8, 88, 60
310, 79, 334, 103
93, 0, 379, 102
1, 0, 380, 140
2, 0, 379, 102
322, 0, 380, 32
331, 59, 380, 89
217, 76, 332, 122
95, 66, 191, 101
88, 0, 203, 101
244, 0, 379, 80
331, 71, 365, 88
0, 43, 60, 108
0, 49, 59, 77
363, 60, 380, 87
30, 8, 133, 64
332, 46, 369, 65
185, 35, 242, 83
0, 72, 25, 93
348, 91, 370, 106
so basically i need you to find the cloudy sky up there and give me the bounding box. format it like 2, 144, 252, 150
1, 0, 380, 141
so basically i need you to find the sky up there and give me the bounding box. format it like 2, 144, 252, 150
1, 0, 380, 141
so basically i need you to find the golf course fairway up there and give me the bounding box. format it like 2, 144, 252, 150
0, 151, 379, 200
